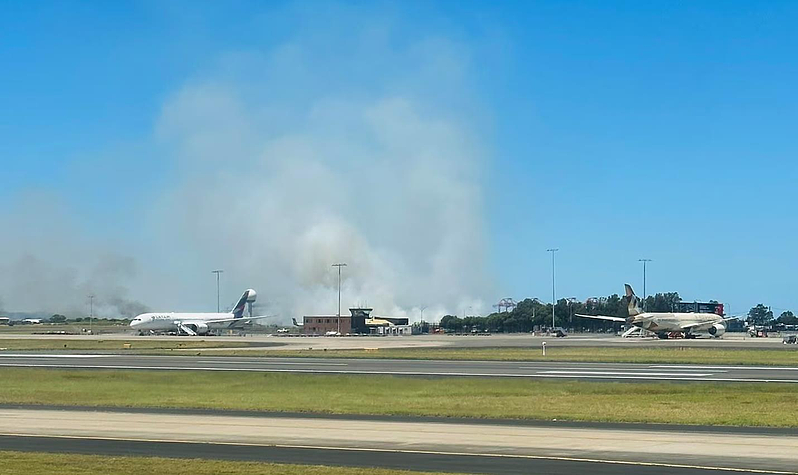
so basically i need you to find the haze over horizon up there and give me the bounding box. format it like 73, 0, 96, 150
1, 1, 796, 321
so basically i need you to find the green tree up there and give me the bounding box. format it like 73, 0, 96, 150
747, 304, 773, 325
439, 315, 462, 331
777, 311, 798, 325
49, 314, 67, 324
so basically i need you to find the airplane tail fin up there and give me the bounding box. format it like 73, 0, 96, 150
292, 317, 302, 327
231, 289, 257, 319
625, 284, 643, 316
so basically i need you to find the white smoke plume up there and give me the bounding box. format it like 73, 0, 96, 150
149, 20, 493, 321
1, 7, 494, 321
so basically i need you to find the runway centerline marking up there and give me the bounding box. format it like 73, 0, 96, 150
518, 365, 725, 373
536, 370, 715, 377
196, 360, 348, 366
0, 354, 112, 358
651, 365, 798, 371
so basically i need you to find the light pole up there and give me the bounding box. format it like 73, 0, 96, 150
332, 263, 347, 334
566, 297, 577, 325
88, 295, 94, 334
211, 270, 223, 313
420, 306, 427, 323
638, 259, 652, 311
547, 248, 559, 330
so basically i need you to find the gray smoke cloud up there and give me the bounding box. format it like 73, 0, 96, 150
0, 252, 148, 318
0, 195, 148, 317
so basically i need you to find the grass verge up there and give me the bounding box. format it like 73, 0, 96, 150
2, 368, 797, 427
0, 339, 251, 351
0, 451, 455, 475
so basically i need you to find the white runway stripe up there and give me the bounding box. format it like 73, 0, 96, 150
537, 370, 715, 377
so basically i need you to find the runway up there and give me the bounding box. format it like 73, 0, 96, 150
1, 354, 798, 382
1, 408, 796, 474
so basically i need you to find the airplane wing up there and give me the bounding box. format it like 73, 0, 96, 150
680, 321, 715, 330
575, 314, 627, 323
204, 315, 277, 325
680, 316, 738, 331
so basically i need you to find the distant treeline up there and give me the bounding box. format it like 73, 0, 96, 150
6, 314, 130, 324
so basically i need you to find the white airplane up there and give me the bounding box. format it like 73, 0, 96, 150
576, 284, 736, 339
130, 289, 271, 336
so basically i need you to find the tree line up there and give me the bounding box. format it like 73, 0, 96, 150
747, 304, 797, 326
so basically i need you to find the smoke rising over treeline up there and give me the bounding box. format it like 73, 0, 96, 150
0, 7, 493, 321
0, 252, 148, 318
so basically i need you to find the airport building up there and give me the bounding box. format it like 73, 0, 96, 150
302, 308, 409, 335
374, 324, 414, 335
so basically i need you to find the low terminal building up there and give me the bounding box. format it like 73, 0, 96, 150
302, 315, 353, 335
302, 308, 409, 335
374, 324, 413, 335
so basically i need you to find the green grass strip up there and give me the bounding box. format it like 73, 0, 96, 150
0, 451, 456, 475
2, 368, 797, 427
0, 339, 250, 350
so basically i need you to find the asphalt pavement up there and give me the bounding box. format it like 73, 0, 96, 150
1, 408, 796, 474
1, 353, 797, 383
0, 435, 784, 475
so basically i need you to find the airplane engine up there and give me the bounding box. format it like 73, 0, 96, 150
707, 323, 725, 337
185, 322, 209, 335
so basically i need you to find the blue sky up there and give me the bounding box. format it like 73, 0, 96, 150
1, 1, 796, 317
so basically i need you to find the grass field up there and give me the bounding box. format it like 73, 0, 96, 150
2, 368, 797, 427
0, 339, 251, 350
187, 346, 798, 366
0, 451, 455, 475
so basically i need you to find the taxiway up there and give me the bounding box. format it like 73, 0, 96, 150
1, 354, 797, 383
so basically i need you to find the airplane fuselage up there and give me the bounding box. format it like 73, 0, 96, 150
130, 288, 258, 335
576, 285, 730, 338
631, 312, 725, 335
130, 312, 248, 334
